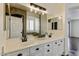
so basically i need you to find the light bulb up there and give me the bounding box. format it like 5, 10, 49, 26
30, 8, 33, 12
42, 12, 44, 15
35, 10, 37, 13
59, 16, 62, 19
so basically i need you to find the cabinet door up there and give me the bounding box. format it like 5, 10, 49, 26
53, 39, 64, 56
43, 42, 53, 56
57, 39, 64, 56
29, 44, 44, 56
52, 40, 59, 56
4, 48, 29, 56
52, 39, 64, 56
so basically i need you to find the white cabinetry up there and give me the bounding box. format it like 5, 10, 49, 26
4, 39, 65, 56
4, 48, 29, 56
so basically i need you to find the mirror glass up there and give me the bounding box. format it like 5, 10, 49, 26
6, 16, 22, 38
27, 12, 40, 34
27, 16, 40, 33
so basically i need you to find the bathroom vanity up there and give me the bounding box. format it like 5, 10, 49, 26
0, 3, 66, 56
4, 37, 65, 56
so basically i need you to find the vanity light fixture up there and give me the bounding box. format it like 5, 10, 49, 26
28, 3, 47, 15
29, 6, 46, 15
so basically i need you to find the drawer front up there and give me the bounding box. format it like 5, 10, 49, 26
52, 40, 58, 56
44, 42, 53, 56
58, 39, 64, 47
57, 39, 64, 56
29, 44, 44, 56
53, 39, 64, 48
53, 40, 58, 49
5, 48, 29, 56
52, 39, 64, 56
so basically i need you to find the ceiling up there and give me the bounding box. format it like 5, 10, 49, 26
36, 3, 65, 17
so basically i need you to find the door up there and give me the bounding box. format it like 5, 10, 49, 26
68, 20, 79, 55
70, 20, 79, 37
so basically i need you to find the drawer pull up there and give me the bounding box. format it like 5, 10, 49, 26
55, 42, 57, 44
47, 44, 50, 47
36, 48, 39, 50
17, 53, 23, 56
58, 44, 60, 46
47, 50, 50, 52
61, 40, 63, 42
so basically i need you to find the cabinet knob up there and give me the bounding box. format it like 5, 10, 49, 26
47, 50, 50, 52
36, 48, 39, 50
61, 40, 63, 42
47, 44, 50, 47
55, 42, 57, 44
17, 53, 23, 56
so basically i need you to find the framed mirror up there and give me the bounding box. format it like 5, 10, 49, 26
5, 4, 27, 41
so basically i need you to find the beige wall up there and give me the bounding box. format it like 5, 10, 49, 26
41, 14, 47, 34
0, 4, 6, 55
47, 4, 65, 37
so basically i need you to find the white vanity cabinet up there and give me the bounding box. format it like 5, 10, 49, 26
4, 48, 29, 56
4, 39, 65, 56
29, 44, 44, 56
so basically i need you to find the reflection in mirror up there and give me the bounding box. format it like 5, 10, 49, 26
6, 16, 22, 38
5, 4, 27, 42
27, 13, 40, 36
27, 13, 47, 38
54, 22, 58, 30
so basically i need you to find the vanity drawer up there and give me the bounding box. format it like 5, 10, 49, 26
4, 48, 29, 56
52, 39, 64, 56
57, 39, 64, 56
43, 42, 53, 56
53, 39, 64, 48
52, 40, 59, 49
29, 44, 44, 56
